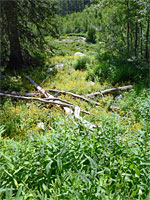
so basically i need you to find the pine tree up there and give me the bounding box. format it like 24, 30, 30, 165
1, 0, 57, 69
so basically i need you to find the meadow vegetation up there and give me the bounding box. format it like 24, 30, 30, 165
0, 34, 150, 199
1, 0, 150, 198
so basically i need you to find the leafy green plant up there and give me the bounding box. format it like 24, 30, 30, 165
73, 56, 89, 70
87, 51, 146, 85
86, 27, 96, 43
1, 33, 150, 200
0, 113, 150, 199
0, 125, 5, 137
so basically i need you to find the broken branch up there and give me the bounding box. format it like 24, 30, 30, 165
87, 85, 133, 98
48, 89, 100, 105
0, 90, 40, 97
0, 93, 91, 115
26, 76, 53, 98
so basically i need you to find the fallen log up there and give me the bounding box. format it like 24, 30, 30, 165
87, 85, 133, 98
1, 76, 97, 130
26, 76, 97, 129
0, 90, 80, 106
0, 93, 71, 106
74, 106, 97, 130
0, 90, 40, 97
26, 76, 54, 98
0, 92, 90, 115
44, 97, 74, 105
48, 89, 100, 106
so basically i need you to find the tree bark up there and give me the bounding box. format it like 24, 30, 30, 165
135, 21, 138, 57
0, 92, 91, 115
126, 0, 130, 56
3, 1, 23, 69
145, 18, 150, 63
140, 23, 143, 56
26, 76, 54, 98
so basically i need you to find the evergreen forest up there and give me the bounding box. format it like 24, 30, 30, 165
0, 0, 150, 199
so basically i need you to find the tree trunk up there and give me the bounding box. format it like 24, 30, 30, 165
126, 0, 130, 56
3, 1, 23, 69
145, 18, 150, 63
135, 21, 138, 57
140, 23, 143, 57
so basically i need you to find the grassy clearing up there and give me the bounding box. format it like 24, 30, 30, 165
0, 36, 150, 199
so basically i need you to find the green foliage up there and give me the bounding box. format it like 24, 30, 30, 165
58, 6, 100, 35
133, 90, 150, 123
73, 56, 89, 70
86, 27, 96, 43
0, 28, 150, 200
59, 0, 149, 66
0, 125, 5, 137
0, 114, 150, 199
87, 51, 149, 84
0, 100, 57, 139
56, 0, 91, 16
1, 0, 57, 69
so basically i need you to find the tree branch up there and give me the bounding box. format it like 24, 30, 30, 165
87, 85, 134, 98
0, 92, 91, 115
48, 89, 100, 105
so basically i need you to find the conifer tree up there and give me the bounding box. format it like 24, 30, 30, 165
1, 0, 57, 69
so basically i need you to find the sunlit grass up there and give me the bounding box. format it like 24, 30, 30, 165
0, 36, 150, 199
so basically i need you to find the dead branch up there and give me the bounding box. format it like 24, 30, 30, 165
0, 90, 40, 97
1, 77, 98, 132
48, 89, 100, 106
0, 91, 73, 106
26, 76, 93, 116
0, 92, 90, 115
26, 76, 54, 98
1, 76, 97, 131
74, 106, 97, 130
87, 85, 134, 98
0, 92, 70, 106
44, 97, 74, 105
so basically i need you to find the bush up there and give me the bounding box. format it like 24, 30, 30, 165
86, 27, 96, 43
134, 89, 150, 123
87, 51, 146, 84
74, 56, 89, 70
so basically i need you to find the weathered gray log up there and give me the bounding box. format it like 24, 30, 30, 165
74, 106, 97, 130
44, 97, 74, 105
48, 89, 100, 106
26, 76, 53, 98
24, 92, 40, 97
0, 93, 91, 115
0, 90, 74, 106
0, 90, 40, 97
26, 76, 93, 115
87, 85, 133, 98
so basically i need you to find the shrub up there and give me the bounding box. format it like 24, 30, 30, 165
73, 56, 89, 70
87, 51, 146, 84
86, 26, 96, 43
134, 89, 150, 123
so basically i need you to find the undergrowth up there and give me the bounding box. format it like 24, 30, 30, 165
0, 35, 150, 199
0, 112, 150, 199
